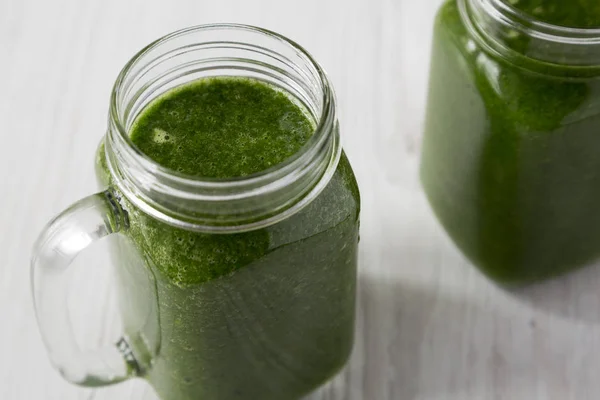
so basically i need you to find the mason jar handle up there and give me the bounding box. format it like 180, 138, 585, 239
31, 190, 141, 386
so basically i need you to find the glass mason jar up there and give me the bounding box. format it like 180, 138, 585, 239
31, 24, 360, 400
421, 0, 600, 285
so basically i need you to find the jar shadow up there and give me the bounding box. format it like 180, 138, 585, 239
507, 260, 600, 325
305, 273, 434, 400
306, 274, 479, 400
308, 268, 596, 400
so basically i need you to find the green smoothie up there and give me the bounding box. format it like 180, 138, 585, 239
129, 77, 314, 179
421, 0, 600, 285
96, 77, 360, 399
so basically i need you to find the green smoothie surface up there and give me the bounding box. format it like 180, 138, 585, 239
130, 77, 314, 178
502, 0, 600, 28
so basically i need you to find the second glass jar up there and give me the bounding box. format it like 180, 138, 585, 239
421, 0, 600, 285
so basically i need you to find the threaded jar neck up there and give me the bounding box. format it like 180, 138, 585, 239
461, 0, 600, 66
105, 24, 341, 233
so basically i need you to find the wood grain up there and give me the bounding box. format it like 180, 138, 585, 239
2, 0, 600, 399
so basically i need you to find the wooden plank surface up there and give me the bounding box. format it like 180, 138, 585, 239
2, 0, 600, 399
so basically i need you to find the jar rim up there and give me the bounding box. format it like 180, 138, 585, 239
484, 0, 600, 42
463, 0, 600, 67
104, 24, 341, 233
109, 23, 333, 186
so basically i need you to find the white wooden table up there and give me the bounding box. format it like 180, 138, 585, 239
2, 0, 600, 399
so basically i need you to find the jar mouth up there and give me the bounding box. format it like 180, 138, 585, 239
105, 24, 341, 232
110, 23, 333, 184
465, 0, 600, 66
486, 0, 600, 43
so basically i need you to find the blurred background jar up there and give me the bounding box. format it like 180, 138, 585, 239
420, 0, 600, 285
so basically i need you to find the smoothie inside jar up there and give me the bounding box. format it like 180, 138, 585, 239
125, 77, 317, 286
100, 74, 359, 400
